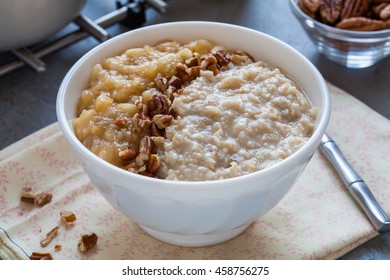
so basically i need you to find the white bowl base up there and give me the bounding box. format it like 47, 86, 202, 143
139, 223, 251, 247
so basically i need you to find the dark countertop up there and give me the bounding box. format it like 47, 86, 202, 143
0, 0, 389, 259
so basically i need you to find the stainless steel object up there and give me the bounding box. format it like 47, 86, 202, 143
145, 0, 168, 13
0, 1, 168, 76
0, 0, 86, 52
319, 132, 390, 233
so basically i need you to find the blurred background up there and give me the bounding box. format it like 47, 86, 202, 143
0, 0, 389, 259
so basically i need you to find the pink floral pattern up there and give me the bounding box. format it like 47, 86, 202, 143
1, 83, 389, 260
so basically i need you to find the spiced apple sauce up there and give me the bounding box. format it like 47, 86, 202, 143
72, 39, 317, 181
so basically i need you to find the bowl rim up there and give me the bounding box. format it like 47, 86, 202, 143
289, 0, 390, 37
56, 21, 331, 189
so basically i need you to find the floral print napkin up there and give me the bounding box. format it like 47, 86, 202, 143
1, 82, 389, 260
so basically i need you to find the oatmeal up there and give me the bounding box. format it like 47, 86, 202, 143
73, 39, 317, 181
160, 62, 317, 180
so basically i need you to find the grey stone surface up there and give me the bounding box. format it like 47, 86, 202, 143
0, 0, 389, 259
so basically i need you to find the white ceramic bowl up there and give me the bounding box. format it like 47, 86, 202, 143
57, 21, 331, 247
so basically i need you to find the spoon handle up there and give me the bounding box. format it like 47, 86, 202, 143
319, 133, 390, 233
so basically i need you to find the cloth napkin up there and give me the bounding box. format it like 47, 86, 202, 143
1, 82, 389, 260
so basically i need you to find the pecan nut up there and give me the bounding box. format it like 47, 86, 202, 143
154, 73, 168, 91
35, 192, 53, 206
29, 252, 53, 260
319, 0, 344, 24
214, 49, 231, 66
336, 16, 389, 30
153, 114, 174, 129
118, 147, 137, 161
78, 233, 98, 252
298, 0, 322, 18
379, 4, 390, 21
136, 135, 153, 166
40, 225, 60, 247
131, 113, 151, 132
340, 0, 370, 19
60, 210, 77, 225
148, 93, 171, 117
147, 154, 161, 174
113, 117, 129, 128
20, 188, 36, 204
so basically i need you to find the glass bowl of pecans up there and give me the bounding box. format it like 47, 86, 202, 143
57, 21, 330, 247
290, 0, 390, 68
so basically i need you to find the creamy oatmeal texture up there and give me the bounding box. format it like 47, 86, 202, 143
73, 40, 317, 181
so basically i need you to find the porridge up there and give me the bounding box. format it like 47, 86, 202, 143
72, 39, 317, 181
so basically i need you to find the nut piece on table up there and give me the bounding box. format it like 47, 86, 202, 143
78, 233, 98, 252
35, 192, 53, 206
60, 210, 77, 225
40, 225, 60, 247
29, 252, 53, 260
20, 188, 36, 204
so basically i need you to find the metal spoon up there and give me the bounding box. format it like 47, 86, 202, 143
319, 132, 390, 233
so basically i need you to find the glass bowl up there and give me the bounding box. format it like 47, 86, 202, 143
290, 0, 390, 69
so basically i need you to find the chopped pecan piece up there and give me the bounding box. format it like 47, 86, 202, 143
40, 225, 60, 247
29, 252, 53, 260
147, 154, 161, 173
148, 94, 170, 117
136, 136, 153, 166
214, 50, 231, 66
78, 233, 98, 252
153, 114, 174, 129
60, 210, 77, 225
176, 63, 190, 81
118, 147, 137, 161
138, 170, 155, 177
123, 162, 138, 173
20, 188, 36, 204
131, 113, 151, 132
230, 52, 254, 66
54, 244, 62, 252
167, 76, 182, 89
136, 96, 149, 116
151, 136, 165, 146
113, 117, 129, 128
206, 63, 219, 75
150, 122, 164, 137
35, 192, 53, 206
185, 55, 200, 67
200, 54, 218, 68
154, 73, 168, 91
189, 66, 202, 77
